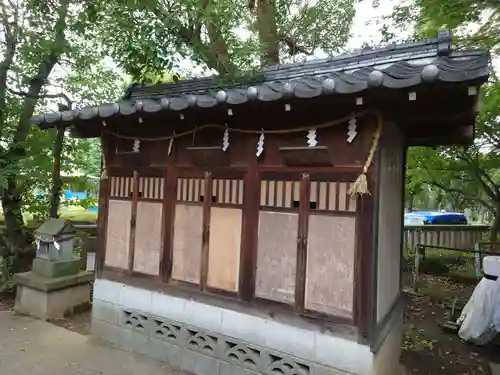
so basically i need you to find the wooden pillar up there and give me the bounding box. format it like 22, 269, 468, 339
127, 170, 139, 273
200, 171, 213, 290
96, 137, 110, 277
161, 166, 175, 282
295, 173, 310, 314
239, 167, 259, 301
353, 162, 378, 339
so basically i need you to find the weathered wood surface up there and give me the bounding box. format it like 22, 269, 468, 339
404, 225, 490, 250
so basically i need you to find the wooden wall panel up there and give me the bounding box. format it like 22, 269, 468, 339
255, 211, 298, 304
207, 207, 242, 291
305, 214, 355, 318
133, 202, 163, 275
376, 123, 404, 322
171, 204, 203, 284
105, 199, 132, 269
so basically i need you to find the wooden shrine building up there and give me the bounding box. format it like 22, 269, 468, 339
32, 30, 490, 375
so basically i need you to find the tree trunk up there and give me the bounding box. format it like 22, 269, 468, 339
1, 0, 70, 256
1, 178, 34, 276
489, 204, 500, 242
1, 179, 28, 254
407, 195, 414, 212
256, 0, 279, 66
205, 24, 237, 74
49, 125, 65, 218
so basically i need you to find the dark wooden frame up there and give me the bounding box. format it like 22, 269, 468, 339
100, 165, 166, 279
98, 123, 379, 338
162, 167, 247, 295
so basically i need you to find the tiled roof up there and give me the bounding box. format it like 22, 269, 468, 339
31, 30, 490, 129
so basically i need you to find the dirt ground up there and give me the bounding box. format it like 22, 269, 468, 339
50, 309, 92, 335
0, 292, 14, 311
401, 274, 500, 375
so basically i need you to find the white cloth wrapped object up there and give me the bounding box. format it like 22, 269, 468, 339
457, 256, 500, 345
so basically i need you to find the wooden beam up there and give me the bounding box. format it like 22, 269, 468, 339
353, 162, 378, 339
160, 166, 175, 282
295, 173, 310, 314
239, 167, 259, 301
96, 138, 110, 277
200, 171, 213, 290
128, 170, 139, 273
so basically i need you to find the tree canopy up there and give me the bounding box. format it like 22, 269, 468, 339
0, 0, 122, 280
92, 0, 356, 80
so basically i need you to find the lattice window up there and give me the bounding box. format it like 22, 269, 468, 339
267, 353, 310, 375
186, 329, 218, 355
212, 179, 244, 205
110, 176, 134, 198
123, 310, 148, 332
138, 177, 164, 200
153, 319, 181, 342
309, 181, 357, 212
260, 180, 300, 209
223, 340, 261, 370
177, 177, 205, 203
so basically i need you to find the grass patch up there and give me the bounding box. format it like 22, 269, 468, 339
0, 206, 97, 227
59, 206, 98, 222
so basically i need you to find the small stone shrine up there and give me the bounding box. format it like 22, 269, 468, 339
15, 218, 93, 320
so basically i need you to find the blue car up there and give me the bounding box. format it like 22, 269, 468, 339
404, 211, 468, 225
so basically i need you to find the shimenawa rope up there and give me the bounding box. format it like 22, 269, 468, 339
347, 111, 382, 196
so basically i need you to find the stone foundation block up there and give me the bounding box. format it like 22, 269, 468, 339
91, 318, 121, 345
147, 337, 182, 368
14, 270, 93, 320
91, 279, 406, 375
181, 348, 220, 375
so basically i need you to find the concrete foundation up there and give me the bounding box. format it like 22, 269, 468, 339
91, 278, 404, 375
14, 266, 93, 320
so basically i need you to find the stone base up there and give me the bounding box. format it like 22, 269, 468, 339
32, 258, 82, 278
14, 270, 93, 320
92, 278, 404, 375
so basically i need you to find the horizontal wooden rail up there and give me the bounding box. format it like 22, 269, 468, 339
404, 224, 490, 250
416, 243, 498, 256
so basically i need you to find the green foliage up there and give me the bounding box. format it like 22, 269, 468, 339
405, 82, 500, 223
403, 324, 438, 352
91, 0, 356, 80
375, 0, 500, 52
0, 1, 120, 204
0, 0, 122, 289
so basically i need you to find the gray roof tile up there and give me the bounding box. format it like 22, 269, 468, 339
31, 30, 491, 129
